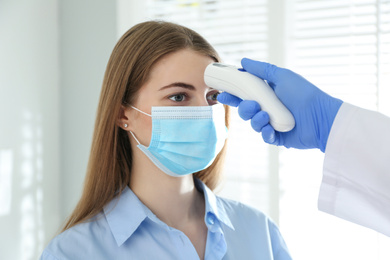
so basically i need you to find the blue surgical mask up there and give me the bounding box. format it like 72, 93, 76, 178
129, 104, 228, 177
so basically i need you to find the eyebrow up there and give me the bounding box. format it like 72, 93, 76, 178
159, 82, 196, 91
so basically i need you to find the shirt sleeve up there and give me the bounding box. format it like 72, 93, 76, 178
319, 102, 390, 237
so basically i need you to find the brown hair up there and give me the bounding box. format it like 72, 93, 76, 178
62, 20, 230, 231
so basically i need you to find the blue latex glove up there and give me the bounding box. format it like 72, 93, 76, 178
217, 58, 343, 152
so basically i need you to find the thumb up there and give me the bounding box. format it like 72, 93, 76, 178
217, 92, 242, 107
241, 58, 281, 85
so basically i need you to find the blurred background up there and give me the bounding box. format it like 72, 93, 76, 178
0, 0, 389, 259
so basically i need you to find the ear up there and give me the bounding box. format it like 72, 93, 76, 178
117, 105, 134, 131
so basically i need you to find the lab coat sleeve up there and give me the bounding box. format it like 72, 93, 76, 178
318, 103, 390, 237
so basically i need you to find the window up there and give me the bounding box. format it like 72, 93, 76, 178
281, 1, 390, 259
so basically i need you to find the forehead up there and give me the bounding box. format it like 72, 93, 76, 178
148, 49, 214, 82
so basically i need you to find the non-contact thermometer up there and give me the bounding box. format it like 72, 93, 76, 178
204, 63, 295, 132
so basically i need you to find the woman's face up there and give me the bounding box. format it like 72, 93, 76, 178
127, 48, 219, 146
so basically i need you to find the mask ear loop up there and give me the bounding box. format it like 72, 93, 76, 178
131, 106, 152, 117
129, 131, 141, 145
129, 106, 152, 146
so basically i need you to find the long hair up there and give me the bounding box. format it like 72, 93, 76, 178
62, 21, 230, 231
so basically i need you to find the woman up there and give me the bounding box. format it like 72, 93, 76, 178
41, 21, 292, 260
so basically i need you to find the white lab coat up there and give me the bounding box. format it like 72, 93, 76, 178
318, 103, 390, 237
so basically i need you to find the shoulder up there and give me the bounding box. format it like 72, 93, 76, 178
216, 196, 292, 259
41, 212, 113, 259
216, 195, 284, 238
217, 195, 270, 224
216, 196, 286, 242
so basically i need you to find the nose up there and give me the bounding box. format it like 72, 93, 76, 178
193, 95, 210, 106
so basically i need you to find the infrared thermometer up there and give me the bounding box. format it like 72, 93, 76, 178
204, 63, 295, 132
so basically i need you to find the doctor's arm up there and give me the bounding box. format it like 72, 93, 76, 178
217, 58, 390, 237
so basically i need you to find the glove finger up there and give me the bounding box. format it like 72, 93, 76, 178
261, 124, 277, 144
250, 111, 270, 132
241, 58, 280, 86
238, 100, 260, 120
217, 92, 242, 107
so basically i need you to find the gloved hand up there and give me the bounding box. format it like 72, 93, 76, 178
217, 58, 343, 152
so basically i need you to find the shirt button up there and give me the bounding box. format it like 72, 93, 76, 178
206, 214, 215, 225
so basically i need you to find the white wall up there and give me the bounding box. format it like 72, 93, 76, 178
0, 1, 60, 259
58, 0, 117, 221
0, 1, 117, 259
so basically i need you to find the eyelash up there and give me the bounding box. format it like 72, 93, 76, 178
168, 92, 188, 102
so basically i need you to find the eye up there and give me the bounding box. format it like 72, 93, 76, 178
207, 91, 220, 103
210, 92, 219, 101
168, 93, 187, 102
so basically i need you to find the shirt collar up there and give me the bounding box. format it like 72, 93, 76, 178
104, 179, 234, 247
103, 187, 150, 247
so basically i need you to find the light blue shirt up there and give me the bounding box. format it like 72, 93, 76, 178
41, 179, 292, 259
